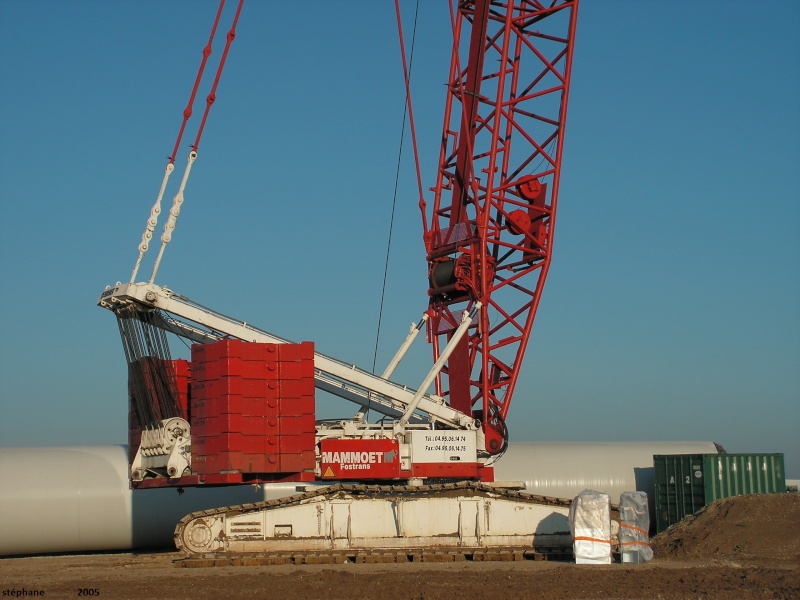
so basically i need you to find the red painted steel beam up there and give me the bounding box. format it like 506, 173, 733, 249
449, 0, 492, 228
424, 0, 579, 454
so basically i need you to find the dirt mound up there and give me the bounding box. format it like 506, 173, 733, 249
652, 493, 800, 564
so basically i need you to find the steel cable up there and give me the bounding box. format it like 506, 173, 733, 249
371, 0, 421, 379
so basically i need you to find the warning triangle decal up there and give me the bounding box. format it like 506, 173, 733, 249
323, 466, 335, 478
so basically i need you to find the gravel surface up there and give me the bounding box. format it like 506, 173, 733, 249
1, 493, 798, 600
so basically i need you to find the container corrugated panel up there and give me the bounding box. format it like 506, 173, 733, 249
653, 454, 707, 534
653, 453, 786, 534
702, 453, 786, 503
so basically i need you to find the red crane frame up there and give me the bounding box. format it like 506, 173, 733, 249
423, 0, 579, 453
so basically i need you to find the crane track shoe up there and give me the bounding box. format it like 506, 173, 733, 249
174, 482, 573, 558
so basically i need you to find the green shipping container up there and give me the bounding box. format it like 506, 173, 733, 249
653, 453, 786, 534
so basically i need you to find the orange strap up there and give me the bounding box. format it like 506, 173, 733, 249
619, 523, 649, 537
573, 536, 611, 544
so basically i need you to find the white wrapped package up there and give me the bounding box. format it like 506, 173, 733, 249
569, 489, 612, 564
619, 491, 653, 563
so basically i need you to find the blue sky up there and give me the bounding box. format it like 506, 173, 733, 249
1, 1, 798, 478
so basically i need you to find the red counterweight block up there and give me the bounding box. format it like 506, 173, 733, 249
280, 451, 315, 473
193, 432, 284, 455
276, 345, 316, 464
189, 340, 317, 477
277, 433, 316, 454
190, 395, 243, 419
280, 414, 316, 436
279, 378, 315, 398
279, 395, 314, 416
278, 359, 315, 380
191, 339, 282, 363
191, 340, 281, 382
191, 358, 280, 381
193, 378, 280, 399
173, 359, 191, 419
277, 341, 314, 362
193, 451, 245, 474
241, 453, 280, 473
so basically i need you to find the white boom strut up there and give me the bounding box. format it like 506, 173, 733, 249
99, 281, 480, 434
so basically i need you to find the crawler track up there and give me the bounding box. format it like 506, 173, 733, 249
174, 547, 574, 567
174, 481, 577, 561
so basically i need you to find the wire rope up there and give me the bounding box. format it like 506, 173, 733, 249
371, 0, 421, 379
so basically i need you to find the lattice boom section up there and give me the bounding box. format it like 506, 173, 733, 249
423, 0, 579, 451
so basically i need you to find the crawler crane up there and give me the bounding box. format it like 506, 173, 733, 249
98, 0, 580, 561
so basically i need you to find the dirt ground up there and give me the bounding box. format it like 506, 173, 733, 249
1, 494, 797, 600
